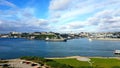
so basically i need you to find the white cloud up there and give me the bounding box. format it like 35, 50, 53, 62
48, 0, 120, 32
0, 6, 50, 32
0, 20, 2, 24
0, 0, 17, 8
49, 0, 72, 10
1, 0, 120, 32
56, 21, 88, 32
87, 9, 120, 32
26, 18, 48, 27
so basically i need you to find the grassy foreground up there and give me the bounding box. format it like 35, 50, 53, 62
20, 56, 120, 68
53, 58, 120, 68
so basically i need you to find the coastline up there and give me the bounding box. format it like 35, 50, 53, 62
46, 56, 120, 61
2, 56, 120, 60
5, 55, 120, 60
90, 38, 120, 41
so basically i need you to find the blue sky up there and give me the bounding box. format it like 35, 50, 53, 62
0, 0, 120, 33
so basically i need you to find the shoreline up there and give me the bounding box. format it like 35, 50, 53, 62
46, 56, 120, 59
1, 56, 120, 60
1, 56, 120, 62
90, 38, 120, 41
46, 56, 120, 61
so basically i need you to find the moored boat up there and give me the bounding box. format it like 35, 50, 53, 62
114, 50, 120, 54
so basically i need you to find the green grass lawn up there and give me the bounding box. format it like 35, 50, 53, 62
20, 56, 120, 68
53, 58, 90, 68
91, 58, 120, 68
53, 58, 120, 68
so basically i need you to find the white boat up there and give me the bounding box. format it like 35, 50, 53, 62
114, 50, 120, 54
88, 38, 92, 41
45, 37, 49, 40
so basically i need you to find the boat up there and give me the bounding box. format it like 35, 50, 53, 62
88, 38, 92, 41
114, 50, 120, 54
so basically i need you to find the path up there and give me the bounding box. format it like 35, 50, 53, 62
8, 59, 40, 68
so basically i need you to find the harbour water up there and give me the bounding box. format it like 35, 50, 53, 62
0, 38, 120, 59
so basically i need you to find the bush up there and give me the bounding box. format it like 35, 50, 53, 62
35, 35, 55, 40
46, 60, 73, 68
20, 56, 73, 68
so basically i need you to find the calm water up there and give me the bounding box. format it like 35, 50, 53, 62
0, 38, 120, 59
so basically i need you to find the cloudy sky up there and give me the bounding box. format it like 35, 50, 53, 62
0, 0, 120, 33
